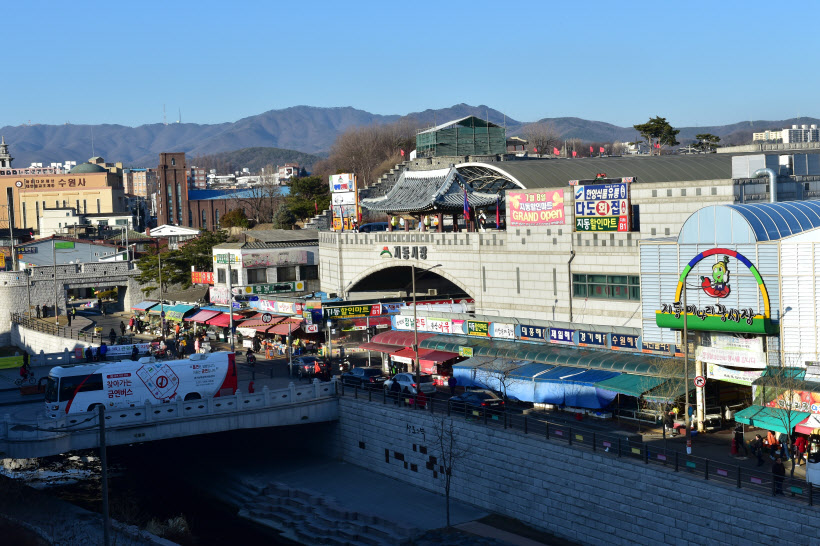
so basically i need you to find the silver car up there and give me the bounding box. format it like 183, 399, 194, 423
383, 372, 436, 395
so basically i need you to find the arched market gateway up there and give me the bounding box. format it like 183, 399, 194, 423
641, 200, 820, 432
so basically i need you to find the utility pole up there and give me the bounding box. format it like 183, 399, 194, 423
53, 238, 59, 325
98, 405, 111, 546
683, 287, 691, 453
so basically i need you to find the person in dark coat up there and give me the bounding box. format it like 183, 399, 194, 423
85, 346, 93, 363
751, 434, 765, 466
109, 328, 117, 345
390, 378, 401, 405
448, 375, 457, 397
99, 342, 107, 361
35, 304, 41, 319
772, 457, 786, 495
120, 321, 126, 337
131, 345, 139, 361
734, 423, 748, 456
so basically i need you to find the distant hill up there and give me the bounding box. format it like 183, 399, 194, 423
2, 106, 819, 169
190, 147, 323, 174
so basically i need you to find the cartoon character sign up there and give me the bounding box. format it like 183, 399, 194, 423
700, 256, 731, 298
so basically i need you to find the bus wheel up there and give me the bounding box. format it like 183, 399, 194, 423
184, 393, 201, 401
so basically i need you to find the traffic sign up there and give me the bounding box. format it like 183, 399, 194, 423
261, 313, 272, 323
694, 376, 705, 388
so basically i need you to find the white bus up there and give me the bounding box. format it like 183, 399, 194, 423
45, 351, 238, 417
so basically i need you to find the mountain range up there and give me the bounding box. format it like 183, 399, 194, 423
2, 104, 818, 169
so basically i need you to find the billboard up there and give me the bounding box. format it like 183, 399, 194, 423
329, 173, 355, 193
573, 178, 631, 232
508, 190, 565, 226
332, 192, 356, 206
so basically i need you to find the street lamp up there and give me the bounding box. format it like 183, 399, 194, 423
412, 263, 441, 388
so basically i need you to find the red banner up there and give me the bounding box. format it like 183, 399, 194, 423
191, 271, 214, 285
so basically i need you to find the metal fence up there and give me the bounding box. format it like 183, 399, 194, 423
338, 383, 816, 507
11, 313, 101, 344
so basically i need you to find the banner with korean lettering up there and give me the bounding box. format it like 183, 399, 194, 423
508, 190, 565, 226
577, 330, 607, 347
191, 271, 214, 285
573, 179, 631, 232
549, 327, 575, 344
466, 320, 489, 337
491, 323, 515, 339
519, 324, 547, 341
324, 304, 381, 319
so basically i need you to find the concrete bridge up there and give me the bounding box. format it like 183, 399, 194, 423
0, 380, 338, 459
0, 261, 142, 345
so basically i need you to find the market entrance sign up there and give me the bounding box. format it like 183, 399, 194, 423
655, 248, 775, 334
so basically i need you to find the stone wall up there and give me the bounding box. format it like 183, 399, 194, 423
12, 324, 94, 366
337, 398, 819, 545
0, 262, 141, 345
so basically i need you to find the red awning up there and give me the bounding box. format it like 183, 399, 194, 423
390, 347, 417, 360
795, 414, 820, 436
351, 317, 392, 327
268, 322, 302, 336
206, 313, 245, 327
419, 350, 458, 363
370, 330, 435, 348
359, 342, 398, 353
185, 310, 221, 323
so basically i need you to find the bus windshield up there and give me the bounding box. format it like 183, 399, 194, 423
45, 377, 58, 403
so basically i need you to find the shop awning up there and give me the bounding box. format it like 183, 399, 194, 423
200, 306, 230, 312
206, 313, 244, 327
795, 414, 820, 436
371, 330, 435, 348
268, 322, 302, 336
420, 335, 672, 376
595, 374, 670, 398
390, 347, 417, 364
165, 304, 198, 321
185, 310, 221, 323
734, 405, 810, 435
131, 301, 158, 312
359, 342, 400, 353
642, 378, 693, 403
419, 350, 459, 363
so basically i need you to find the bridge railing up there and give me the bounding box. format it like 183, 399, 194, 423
11, 312, 101, 344
3, 380, 337, 442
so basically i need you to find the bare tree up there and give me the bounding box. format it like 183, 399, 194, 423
521, 122, 560, 155
432, 416, 469, 528
754, 362, 809, 477
231, 179, 283, 224
473, 357, 525, 402
313, 119, 419, 188
638, 357, 687, 436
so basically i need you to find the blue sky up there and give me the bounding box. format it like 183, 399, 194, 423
3, 0, 818, 129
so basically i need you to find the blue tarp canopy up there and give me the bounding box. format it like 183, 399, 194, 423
533, 367, 621, 409
131, 301, 158, 312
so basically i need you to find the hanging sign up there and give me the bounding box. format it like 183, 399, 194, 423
573, 178, 631, 232
508, 190, 565, 226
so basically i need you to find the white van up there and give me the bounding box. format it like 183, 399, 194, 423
45, 352, 238, 417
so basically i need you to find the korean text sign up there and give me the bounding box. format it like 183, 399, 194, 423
508, 190, 565, 226
574, 180, 630, 232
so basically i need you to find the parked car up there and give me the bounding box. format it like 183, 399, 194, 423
449, 389, 505, 410
292, 356, 329, 379
340, 367, 386, 389
358, 222, 388, 233
383, 372, 436, 395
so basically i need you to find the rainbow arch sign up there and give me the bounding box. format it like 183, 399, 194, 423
655, 248, 775, 334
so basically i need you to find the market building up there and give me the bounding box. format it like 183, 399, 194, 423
321, 147, 820, 429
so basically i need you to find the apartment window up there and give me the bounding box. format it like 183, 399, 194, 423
299, 265, 319, 280
666, 189, 672, 197
247, 268, 266, 284
62, 200, 67, 208
55, 200, 59, 208
277, 266, 297, 282
98, 220, 109, 226
201, 210, 207, 230
572, 274, 640, 301
681, 189, 686, 196
116, 219, 128, 226
188, 209, 193, 226
171, 158, 176, 166
696, 188, 702, 196
176, 183, 182, 224
76, 200, 80, 213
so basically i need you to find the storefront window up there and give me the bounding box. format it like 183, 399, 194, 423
247, 268, 266, 284
278, 266, 297, 282
573, 274, 640, 301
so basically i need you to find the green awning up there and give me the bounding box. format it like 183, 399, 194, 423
734, 405, 810, 435
642, 378, 693, 403
595, 374, 669, 398
420, 335, 680, 377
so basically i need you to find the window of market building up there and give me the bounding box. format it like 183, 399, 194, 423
572, 274, 640, 301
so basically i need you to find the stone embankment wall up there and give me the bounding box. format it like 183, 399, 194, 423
12, 324, 94, 365
337, 398, 819, 545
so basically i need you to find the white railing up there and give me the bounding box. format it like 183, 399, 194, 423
2, 379, 338, 442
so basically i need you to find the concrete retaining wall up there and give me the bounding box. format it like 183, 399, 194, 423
11, 324, 94, 366
337, 398, 818, 545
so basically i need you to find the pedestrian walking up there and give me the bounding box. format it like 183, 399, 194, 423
109, 328, 117, 345
390, 378, 401, 405
772, 457, 786, 495
734, 423, 748, 457
67, 312, 72, 327
35, 304, 40, 319
778, 432, 791, 461
85, 346, 93, 363
99, 342, 108, 361
448, 375, 457, 397
128, 316, 135, 332
751, 434, 765, 466
120, 321, 126, 337
71, 307, 76, 319
794, 435, 808, 466
131, 345, 139, 361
